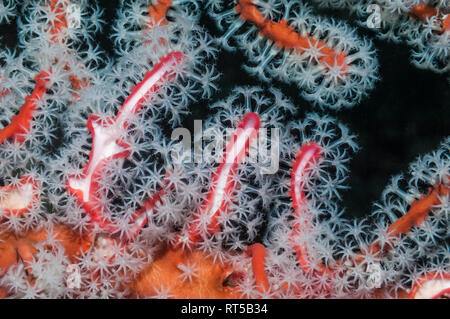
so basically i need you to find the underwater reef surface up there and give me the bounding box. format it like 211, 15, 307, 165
0, 0, 448, 299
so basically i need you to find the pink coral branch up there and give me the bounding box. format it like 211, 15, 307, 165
178, 112, 261, 248
67, 51, 184, 235
0, 71, 50, 144
289, 142, 327, 272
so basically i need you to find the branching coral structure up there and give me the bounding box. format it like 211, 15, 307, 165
0, 0, 448, 299
314, 0, 450, 73
208, 0, 380, 109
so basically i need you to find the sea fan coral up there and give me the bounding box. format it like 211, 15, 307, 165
0, 0, 448, 300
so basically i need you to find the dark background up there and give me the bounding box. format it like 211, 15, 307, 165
1, 1, 448, 219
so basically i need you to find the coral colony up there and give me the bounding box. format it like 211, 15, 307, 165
314, 0, 450, 73
0, 0, 448, 299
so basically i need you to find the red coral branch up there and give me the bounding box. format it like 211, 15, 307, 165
0, 176, 38, 217
0, 71, 50, 144
179, 112, 261, 247
289, 142, 326, 272
235, 0, 349, 71
409, 272, 450, 299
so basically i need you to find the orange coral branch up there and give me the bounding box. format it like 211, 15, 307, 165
246, 243, 269, 293
0, 287, 7, 298
49, 0, 90, 96
49, 0, 69, 43
0, 71, 50, 144
148, 0, 172, 27
357, 183, 449, 263
0, 232, 17, 275
411, 4, 438, 21
132, 247, 241, 298
386, 184, 448, 237
0, 224, 92, 288
235, 0, 348, 71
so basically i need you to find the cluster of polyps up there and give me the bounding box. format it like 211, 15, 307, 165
208, 0, 380, 109
0, 0, 257, 298
0, 60, 269, 298
0, 1, 448, 299
284, 141, 449, 298
1, 63, 449, 298
318, 0, 449, 73
257, 115, 450, 298
0, 0, 103, 231
0, 50, 244, 298
363, 0, 449, 73
0, 0, 222, 298
1, 61, 448, 298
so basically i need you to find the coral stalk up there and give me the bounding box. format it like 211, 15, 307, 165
246, 243, 269, 293
180, 112, 261, 246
